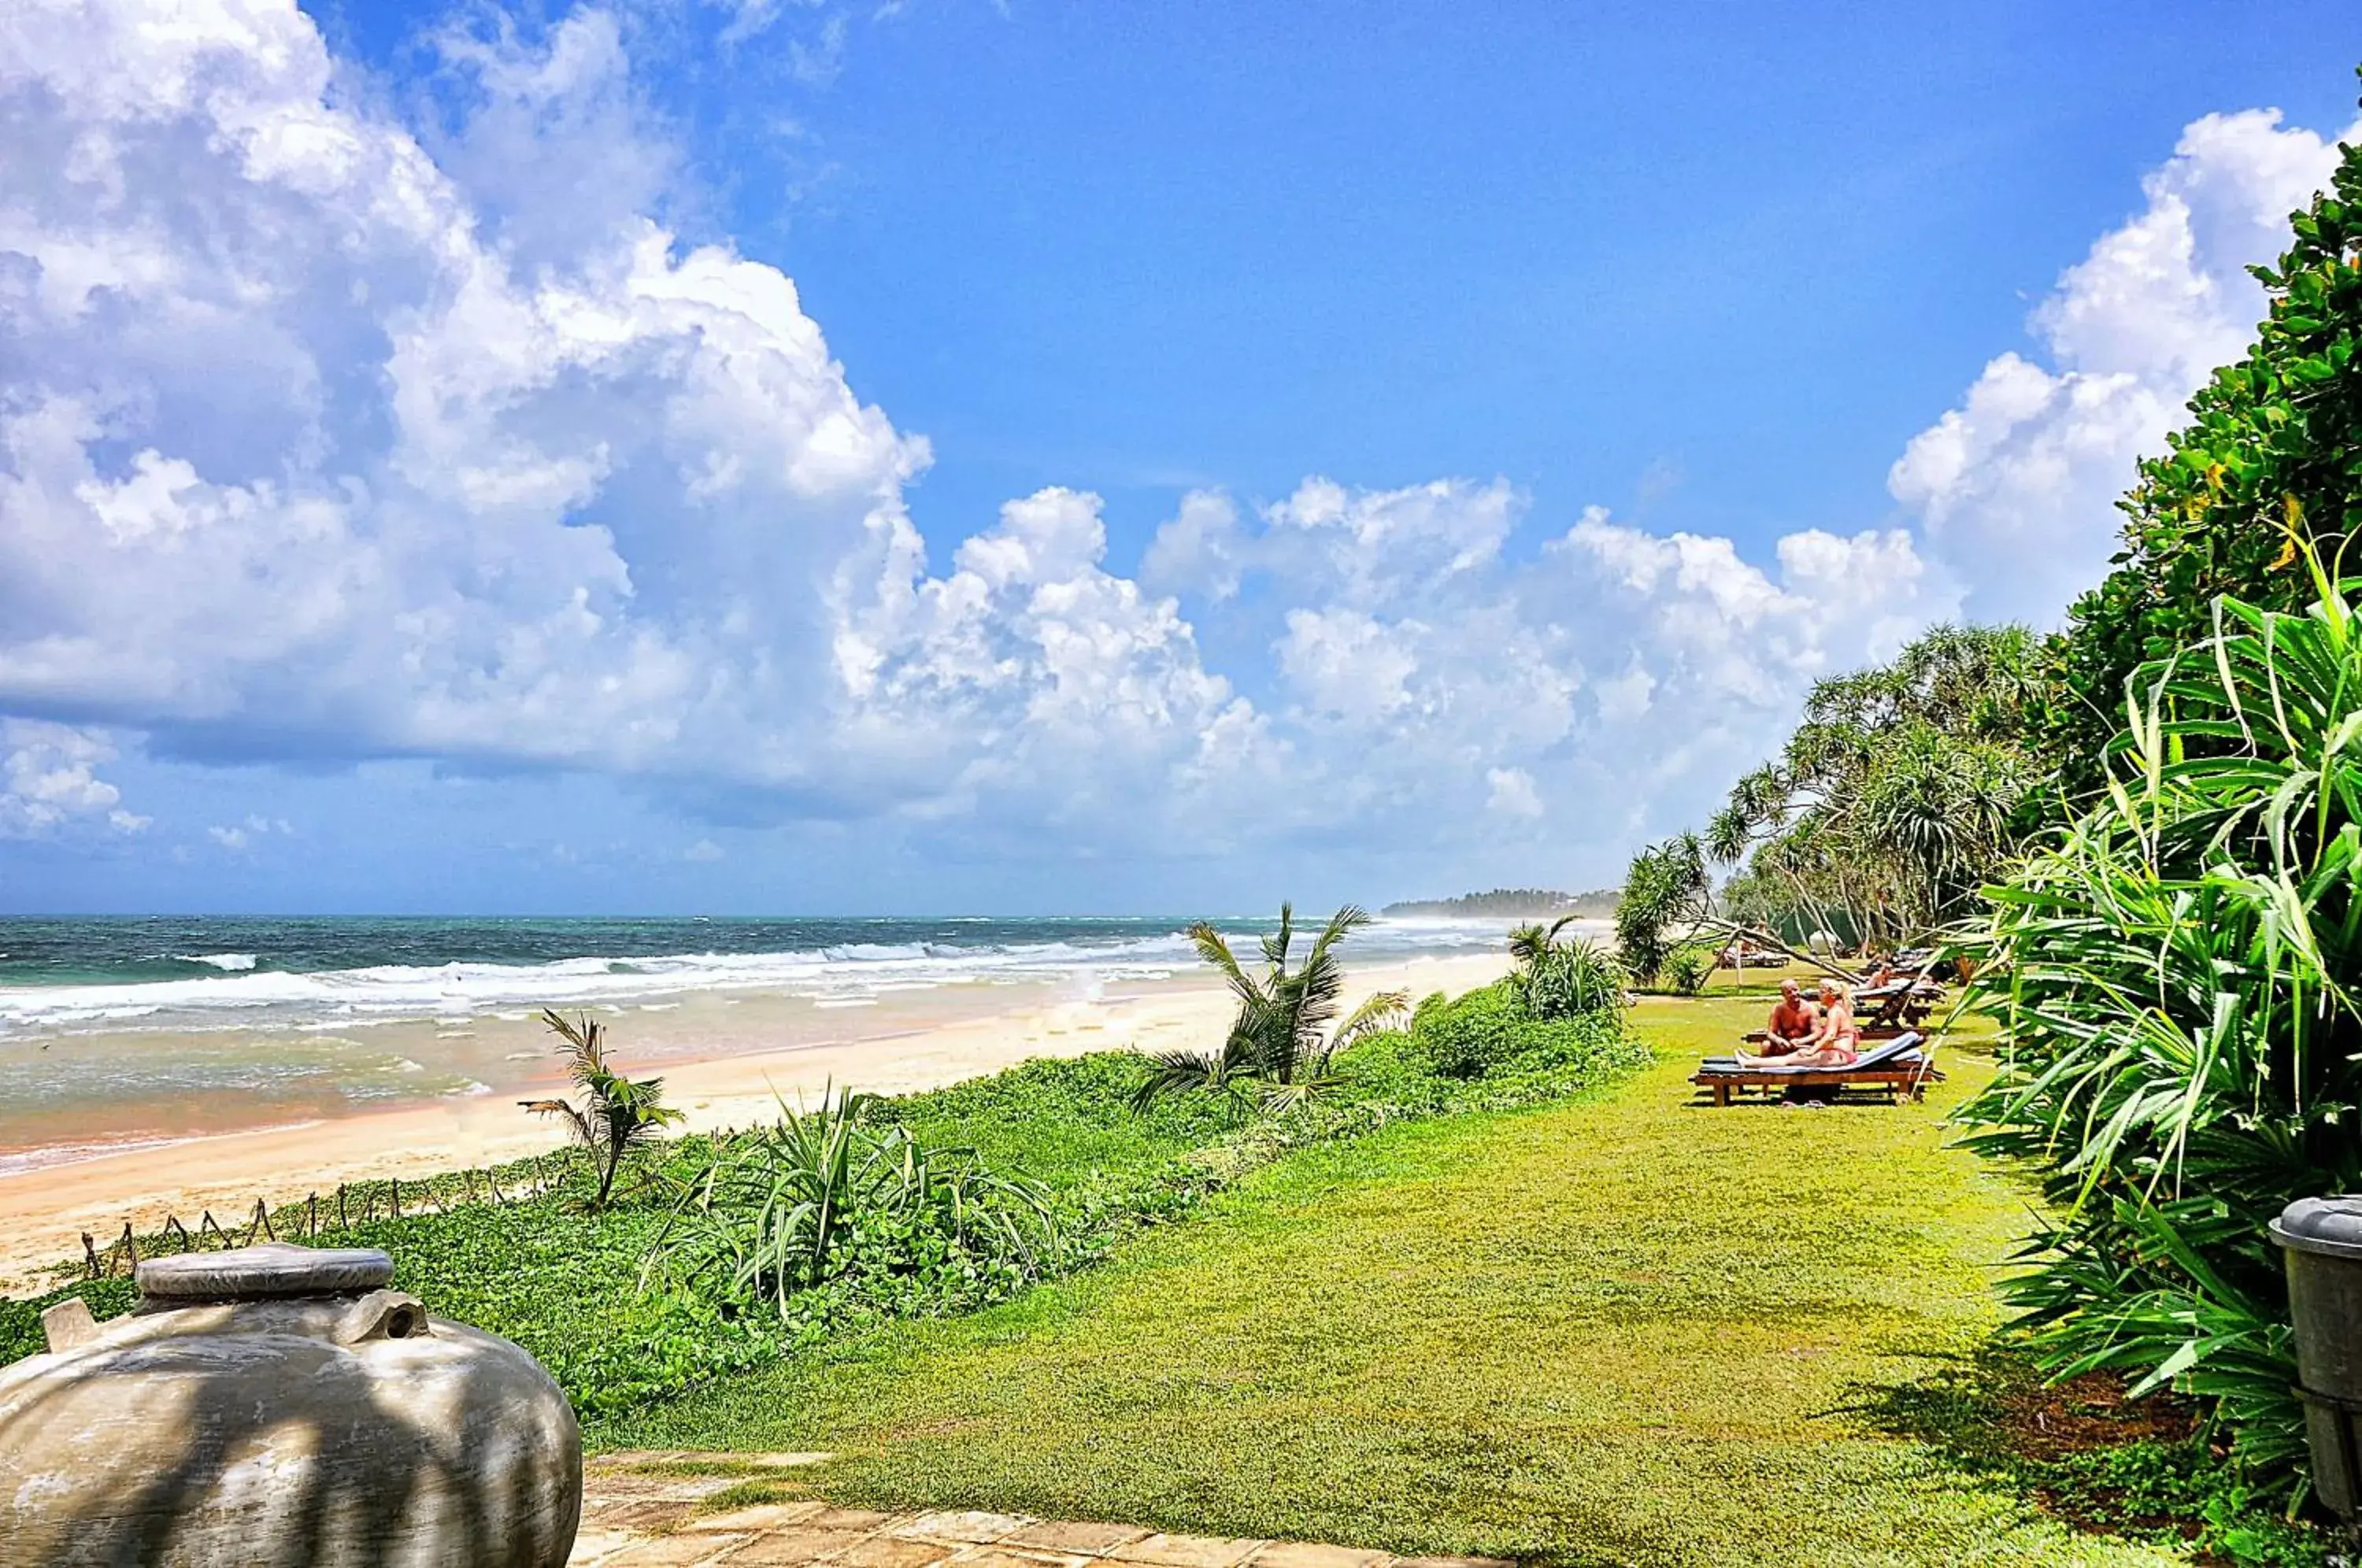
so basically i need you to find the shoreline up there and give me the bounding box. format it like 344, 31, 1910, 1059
0, 951, 1506, 1291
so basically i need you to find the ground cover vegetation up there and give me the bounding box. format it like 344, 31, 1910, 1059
595, 989, 2334, 1566
1, 914, 1642, 1426
1605, 94, 2362, 1518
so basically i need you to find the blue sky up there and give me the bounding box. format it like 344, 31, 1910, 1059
2, 0, 2358, 914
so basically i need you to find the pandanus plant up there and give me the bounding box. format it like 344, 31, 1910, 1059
648, 1085, 1053, 1320
1132, 903, 1405, 1115
1507, 918, 1625, 1019
1957, 548, 2362, 1488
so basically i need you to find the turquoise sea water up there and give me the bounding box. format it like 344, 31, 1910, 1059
0, 915, 1513, 1167
0, 915, 1498, 1040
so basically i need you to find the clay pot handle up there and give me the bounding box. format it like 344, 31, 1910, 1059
41, 1298, 98, 1354
336, 1289, 430, 1344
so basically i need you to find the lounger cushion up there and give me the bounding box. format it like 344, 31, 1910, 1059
1698, 1033, 1925, 1074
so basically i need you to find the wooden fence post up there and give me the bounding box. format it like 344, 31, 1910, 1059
120, 1221, 139, 1269
390, 1178, 400, 1220
82, 1233, 101, 1280
306, 1193, 319, 1239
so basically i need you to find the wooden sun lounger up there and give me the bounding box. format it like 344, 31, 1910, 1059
1690, 1034, 1943, 1106
1855, 971, 1945, 1030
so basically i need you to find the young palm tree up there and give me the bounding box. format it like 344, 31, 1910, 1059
520, 1009, 684, 1209
1133, 903, 1405, 1115
1506, 915, 1579, 971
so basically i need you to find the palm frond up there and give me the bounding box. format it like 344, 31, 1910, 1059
1331, 989, 1409, 1053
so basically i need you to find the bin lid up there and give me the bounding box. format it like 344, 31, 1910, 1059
2271, 1196, 2362, 1261
137, 1243, 394, 1301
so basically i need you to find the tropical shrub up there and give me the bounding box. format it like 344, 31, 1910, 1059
1509, 920, 1626, 1019
1957, 568, 2362, 1494
1132, 904, 1405, 1115
1661, 942, 1716, 997
648, 1089, 1055, 1322
1412, 982, 1527, 1078
2042, 94, 2362, 801
1344, 997, 1645, 1110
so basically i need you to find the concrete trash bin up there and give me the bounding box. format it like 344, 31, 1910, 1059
2271, 1195, 2362, 1518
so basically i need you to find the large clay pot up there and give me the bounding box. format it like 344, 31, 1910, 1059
0, 1243, 580, 1567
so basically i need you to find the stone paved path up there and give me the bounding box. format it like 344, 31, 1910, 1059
571, 1453, 1512, 1568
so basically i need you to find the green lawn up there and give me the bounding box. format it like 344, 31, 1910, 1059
597, 993, 2192, 1568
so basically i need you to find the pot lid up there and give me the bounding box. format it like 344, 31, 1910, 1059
137, 1243, 395, 1302
2271, 1196, 2362, 1261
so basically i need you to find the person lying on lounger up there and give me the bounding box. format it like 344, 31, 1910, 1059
1734, 981, 1859, 1068
1760, 978, 1819, 1056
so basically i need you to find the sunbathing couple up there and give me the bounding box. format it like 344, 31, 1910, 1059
1735, 978, 1858, 1067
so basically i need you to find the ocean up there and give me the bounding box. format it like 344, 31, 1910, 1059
0, 915, 1513, 1174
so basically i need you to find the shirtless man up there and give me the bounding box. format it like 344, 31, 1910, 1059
1760, 978, 1818, 1056
1737, 980, 1859, 1068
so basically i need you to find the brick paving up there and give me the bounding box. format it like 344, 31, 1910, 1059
570, 1454, 1511, 1568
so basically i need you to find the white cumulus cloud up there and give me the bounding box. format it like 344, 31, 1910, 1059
1894, 106, 2358, 624
0, 720, 146, 837
3, 0, 2351, 885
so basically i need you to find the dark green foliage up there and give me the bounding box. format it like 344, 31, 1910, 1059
2043, 89, 2362, 798
1394, 981, 1644, 1091
1661, 942, 1716, 997
1958, 571, 2362, 1494
1615, 833, 1712, 982
1410, 982, 1527, 1078
331, 1175, 779, 1415
649, 1089, 1057, 1320
1708, 623, 2042, 948
1382, 888, 1618, 918
876, 1052, 1239, 1178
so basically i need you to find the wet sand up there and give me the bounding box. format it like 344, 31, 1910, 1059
0, 952, 1505, 1290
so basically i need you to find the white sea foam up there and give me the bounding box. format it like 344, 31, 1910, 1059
0, 919, 1504, 1041
178, 952, 258, 971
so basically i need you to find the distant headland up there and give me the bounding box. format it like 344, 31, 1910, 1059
1381, 887, 1619, 919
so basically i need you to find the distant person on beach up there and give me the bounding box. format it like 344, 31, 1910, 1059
1760, 979, 1817, 1056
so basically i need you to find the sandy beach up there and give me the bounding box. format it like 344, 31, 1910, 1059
0, 951, 1505, 1290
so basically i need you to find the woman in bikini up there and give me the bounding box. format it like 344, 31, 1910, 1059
1734, 980, 1858, 1068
